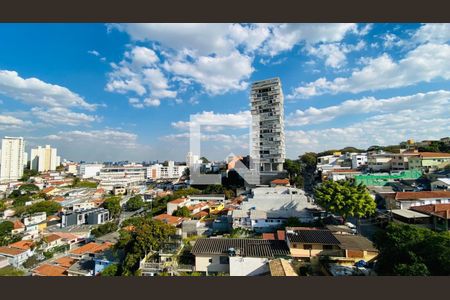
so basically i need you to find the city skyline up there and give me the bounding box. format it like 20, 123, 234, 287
0, 23, 450, 162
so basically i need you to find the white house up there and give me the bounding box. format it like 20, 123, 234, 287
351, 153, 368, 169
431, 178, 450, 191
394, 191, 450, 209
231, 187, 320, 232
191, 238, 290, 276
0, 247, 31, 267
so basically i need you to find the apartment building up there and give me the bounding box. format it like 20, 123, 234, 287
408, 152, 450, 172
61, 207, 109, 227
251, 78, 285, 172
98, 166, 146, 190
148, 161, 187, 180
0, 136, 26, 182
30, 145, 59, 172
77, 163, 103, 179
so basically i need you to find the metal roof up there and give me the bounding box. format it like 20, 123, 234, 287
286, 229, 341, 245
191, 238, 290, 258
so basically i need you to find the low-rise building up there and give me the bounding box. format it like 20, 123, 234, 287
431, 178, 450, 191
393, 191, 450, 209
410, 203, 450, 231
191, 238, 290, 276
32, 263, 68, 276
0, 246, 30, 267
153, 214, 184, 227
408, 152, 450, 172
61, 207, 109, 227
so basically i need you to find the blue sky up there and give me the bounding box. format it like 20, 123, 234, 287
0, 23, 449, 162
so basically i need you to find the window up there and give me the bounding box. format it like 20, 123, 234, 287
219, 256, 229, 264
303, 244, 313, 250
292, 243, 297, 248
323, 245, 333, 250
208, 258, 213, 263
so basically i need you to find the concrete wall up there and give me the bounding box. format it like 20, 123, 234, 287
229, 257, 269, 276
195, 255, 229, 274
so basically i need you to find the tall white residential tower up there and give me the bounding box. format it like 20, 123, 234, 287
0, 136, 25, 182
250, 78, 286, 172
30, 145, 58, 172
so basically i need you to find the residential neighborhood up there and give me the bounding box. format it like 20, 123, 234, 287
1, 23, 450, 277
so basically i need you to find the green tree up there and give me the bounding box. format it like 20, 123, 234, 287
173, 206, 191, 217
103, 196, 122, 218
71, 177, 80, 187
173, 187, 201, 199
223, 189, 235, 200
314, 180, 376, 222
18, 184, 39, 192
25, 200, 61, 215
23, 255, 40, 269
117, 218, 176, 275
126, 195, 144, 211
300, 152, 318, 171
99, 263, 119, 276
91, 222, 118, 238
0, 266, 25, 276
373, 223, 450, 275
20, 169, 39, 182
0, 221, 14, 236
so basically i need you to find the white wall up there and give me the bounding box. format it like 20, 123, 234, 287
229, 257, 270, 276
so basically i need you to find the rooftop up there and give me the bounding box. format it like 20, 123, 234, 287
333, 234, 378, 252
33, 264, 67, 276
286, 229, 340, 245
8, 240, 34, 251
54, 256, 77, 268
44, 234, 62, 243
395, 191, 450, 201
13, 220, 25, 229
269, 258, 298, 276
153, 214, 183, 226
271, 179, 290, 185
391, 209, 430, 219
0, 246, 28, 256
69, 242, 113, 255
168, 197, 188, 204
191, 238, 290, 258
418, 152, 450, 158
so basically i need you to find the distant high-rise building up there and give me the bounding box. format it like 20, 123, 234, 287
251, 78, 286, 172
30, 145, 58, 172
0, 136, 25, 182
186, 151, 202, 167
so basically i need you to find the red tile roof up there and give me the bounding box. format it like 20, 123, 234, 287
168, 197, 187, 205
9, 240, 34, 250
69, 242, 113, 255
262, 233, 276, 240
44, 234, 62, 243
33, 264, 67, 276
54, 256, 77, 268
13, 220, 25, 229
0, 246, 27, 256
153, 214, 183, 226
395, 191, 450, 201
418, 152, 450, 158
271, 179, 290, 185
42, 186, 56, 194
410, 203, 450, 219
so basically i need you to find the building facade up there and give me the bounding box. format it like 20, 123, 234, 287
251, 78, 285, 172
0, 136, 25, 182
77, 163, 103, 179
148, 161, 188, 180
30, 145, 59, 172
